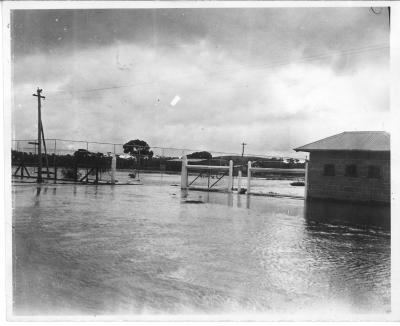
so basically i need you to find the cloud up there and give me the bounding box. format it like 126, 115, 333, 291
11, 8, 390, 157
12, 8, 389, 64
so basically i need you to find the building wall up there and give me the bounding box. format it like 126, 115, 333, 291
307, 151, 390, 203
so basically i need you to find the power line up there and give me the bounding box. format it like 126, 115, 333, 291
44, 43, 389, 100
11, 138, 306, 160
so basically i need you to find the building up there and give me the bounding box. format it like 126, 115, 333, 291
294, 131, 390, 203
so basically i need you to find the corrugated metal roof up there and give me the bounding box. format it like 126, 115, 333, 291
294, 131, 390, 152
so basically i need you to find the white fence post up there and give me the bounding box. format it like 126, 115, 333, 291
111, 155, 116, 184
228, 160, 233, 193
237, 170, 242, 193
247, 161, 252, 194
181, 155, 188, 189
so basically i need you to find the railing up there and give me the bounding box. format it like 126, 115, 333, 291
180, 157, 306, 198
181, 156, 233, 192
11, 138, 306, 191
246, 161, 305, 195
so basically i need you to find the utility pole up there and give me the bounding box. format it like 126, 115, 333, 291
33, 88, 45, 182
241, 142, 247, 157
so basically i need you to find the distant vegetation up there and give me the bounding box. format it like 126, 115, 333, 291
187, 151, 212, 160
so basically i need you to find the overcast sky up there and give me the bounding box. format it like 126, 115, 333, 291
11, 7, 390, 157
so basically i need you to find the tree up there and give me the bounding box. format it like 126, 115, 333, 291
285, 158, 302, 168
123, 139, 154, 159
74, 149, 105, 161
74, 149, 91, 160
187, 151, 212, 160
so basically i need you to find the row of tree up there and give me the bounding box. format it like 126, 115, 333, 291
11, 149, 182, 172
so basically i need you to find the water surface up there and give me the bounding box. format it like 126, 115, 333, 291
12, 173, 390, 316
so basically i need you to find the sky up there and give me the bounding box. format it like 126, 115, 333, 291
11, 7, 390, 157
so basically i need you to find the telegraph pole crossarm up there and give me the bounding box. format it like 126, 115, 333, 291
33, 88, 45, 183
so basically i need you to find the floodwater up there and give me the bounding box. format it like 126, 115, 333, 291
12, 172, 390, 317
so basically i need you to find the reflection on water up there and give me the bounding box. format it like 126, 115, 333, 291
186, 191, 234, 207
12, 178, 390, 316
187, 191, 391, 231
304, 199, 390, 230
180, 188, 188, 199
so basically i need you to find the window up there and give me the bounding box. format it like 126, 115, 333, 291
368, 165, 381, 178
345, 164, 357, 177
323, 164, 335, 176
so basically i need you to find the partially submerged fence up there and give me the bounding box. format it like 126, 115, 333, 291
11, 138, 306, 196
246, 161, 305, 195
181, 156, 234, 192
12, 138, 192, 184
179, 155, 306, 198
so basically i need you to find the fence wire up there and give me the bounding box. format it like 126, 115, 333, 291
11, 138, 306, 195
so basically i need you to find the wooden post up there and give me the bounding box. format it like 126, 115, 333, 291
208, 157, 211, 190
40, 121, 50, 179
237, 170, 242, 193
111, 155, 116, 184
86, 142, 89, 180
247, 161, 252, 194
37, 90, 42, 182
95, 157, 99, 183
53, 140, 57, 183
20, 161, 24, 179
241, 142, 247, 157
181, 155, 188, 189
33, 88, 45, 183
74, 158, 78, 182
228, 160, 233, 193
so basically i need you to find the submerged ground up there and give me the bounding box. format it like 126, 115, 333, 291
12, 173, 390, 317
